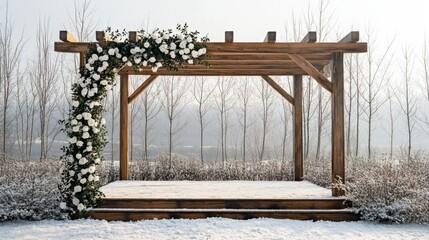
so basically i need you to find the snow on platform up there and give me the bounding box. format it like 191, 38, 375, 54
100, 181, 333, 199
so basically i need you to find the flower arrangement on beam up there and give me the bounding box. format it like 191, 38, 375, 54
59, 24, 209, 216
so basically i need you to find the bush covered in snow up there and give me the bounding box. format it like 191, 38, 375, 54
0, 159, 65, 221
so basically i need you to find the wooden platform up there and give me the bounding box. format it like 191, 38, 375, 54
86, 181, 359, 221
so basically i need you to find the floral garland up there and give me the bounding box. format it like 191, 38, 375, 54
59, 24, 209, 216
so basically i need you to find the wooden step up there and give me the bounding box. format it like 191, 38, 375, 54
97, 198, 349, 210
87, 208, 360, 221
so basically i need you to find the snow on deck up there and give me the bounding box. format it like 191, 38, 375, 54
100, 181, 334, 199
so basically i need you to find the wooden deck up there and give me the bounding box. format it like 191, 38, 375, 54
86, 181, 359, 221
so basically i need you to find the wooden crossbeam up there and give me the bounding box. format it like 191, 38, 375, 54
128, 75, 158, 104
59, 31, 78, 42
96, 31, 111, 42
182, 64, 325, 70
287, 54, 333, 92
264, 32, 276, 43
207, 53, 332, 61
340, 31, 359, 43
261, 75, 294, 104
225, 31, 234, 43
55, 42, 367, 54
301, 32, 317, 43
206, 59, 331, 66
119, 68, 309, 76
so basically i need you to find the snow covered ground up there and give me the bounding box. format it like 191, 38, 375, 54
1, 218, 428, 240
101, 181, 333, 199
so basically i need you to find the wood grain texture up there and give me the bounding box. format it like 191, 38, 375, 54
293, 75, 303, 181
118, 68, 311, 76
54, 42, 368, 54
261, 75, 294, 104
331, 52, 345, 196
128, 75, 158, 104
59, 31, 78, 42
119, 75, 129, 180
288, 54, 333, 92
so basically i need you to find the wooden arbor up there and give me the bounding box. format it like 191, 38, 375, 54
55, 30, 367, 196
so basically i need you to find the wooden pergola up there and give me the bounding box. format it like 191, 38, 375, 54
55, 30, 367, 196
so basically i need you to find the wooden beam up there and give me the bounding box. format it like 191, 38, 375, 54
340, 31, 359, 43
264, 32, 276, 43
183, 64, 326, 70
206, 59, 331, 66
293, 75, 303, 181
225, 31, 234, 43
120, 74, 129, 180
287, 54, 333, 92
129, 31, 138, 42
59, 31, 78, 42
261, 75, 294, 104
118, 68, 310, 76
79, 53, 85, 69
96, 31, 111, 42
301, 32, 317, 43
54, 42, 368, 54
128, 75, 158, 104
331, 52, 345, 196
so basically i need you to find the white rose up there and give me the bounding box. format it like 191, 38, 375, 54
170, 51, 176, 59
177, 34, 184, 40
72, 126, 79, 132
144, 42, 150, 48
72, 197, 80, 206
134, 46, 141, 52
69, 170, 75, 176
72, 101, 79, 108
122, 56, 128, 62
82, 132, 90, 139
87, 119, 95, 127
142, 61, 148, 66
79, 157, 87, 165
101, 118, 106, 125
82, 126, 89, 132
80, 178, 87, 184
94, 176, 100, 182
76, 114, 82, 120
169, 43, 176, 50
60, 202, 67, 209
179, 40, 187, 49
74, 186, 82, 193
134, 58, 142, 64
76, 141, 84, 147
179, 50, 184, 55
71, 119, 78, 125
108, 48, 115, 55
187, 36, 192, 42
93, 128, 100, 133
191, 50, 198, 58
130, 48, 136, 55
182, 55, 189, 60
184, 48, 190, 54
88, 175, 94, 182
100, 80, 108, 86
94, 158, 101, 164
156, 62, 162, 68
86, 146, 92, 152
198, 48, 204, 56
155, 38, 162, 44
77, 203, 85, 211
151, 66, 158, 72
87, 90, 94, 97
151, 33, 160, 39
116, 53, 122, 59
93, 74, 100, 81
97, 46, 103, 53
187, 59, 194, 64
76, 153, 82, 159
81, 168, 88, 175
163, 34, 170, 40
105, 85, 112, 91
69, 137, 77, 144
88, 165, 96, 173
149, 57, 156, 63
126, 61, 132, 67
81, 88, 88, 96
102, 61, 109, 67
97, 67, 105, 73
188, 43, 194, 49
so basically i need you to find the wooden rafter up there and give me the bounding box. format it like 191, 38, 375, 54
261, 75, 294, 104
96, 31, 111, 42
225, 31, 234, 43
287, 53, 333, 92
300, 32, 317, 43
128, 75, 158, 104
60, 31, 78, 42
264, 32, 276, 43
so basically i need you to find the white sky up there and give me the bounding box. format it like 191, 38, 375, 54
4, 0, 429, 47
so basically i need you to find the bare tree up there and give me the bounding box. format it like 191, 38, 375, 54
104, 84, 119, 163
418, 35, 429, 136
354, 53, 363, 157
191, 76, 215, 163
361, 26, 394, 159
161, 77, 188, 167
30, 18, 61, 160
396, 48, 417, 159
67, 0, 98, 42
256, 78, 276, 161
129, 78, 143, 162
0, 3, 25, 161
384, 85, 399, 158
215, 77, 235, 164
236, 77, 253, 163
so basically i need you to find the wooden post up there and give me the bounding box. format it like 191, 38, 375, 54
79, 53, 85, 69
120, 74, 129, 180
331, 52, 345, 196
293, 75, 303, 181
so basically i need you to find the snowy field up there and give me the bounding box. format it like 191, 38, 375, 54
1, 218, 428, 240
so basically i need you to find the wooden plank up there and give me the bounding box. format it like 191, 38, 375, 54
129, 31, 138, 42
98, 198, 348, 209
54, 42, 368, 54
184, 64, 326, 70
288, 54, 333, 92
96, 31, 111, 42
119, 75, 129, 180
225, 31, 234, 43
128, 75, 158, 104
59, 31, 78, 42
293, 75, 303, 181
340, 31, 359, 43
301, 32, 317, 43
79, 53, 85, 69
261, 75, 294, 104
264, 31, 276, 43
207, 53, 332, 61
87, 208, 360, 221
206, 59, 331, 66
118, 68, 310, 76
331, 52, 345, 197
